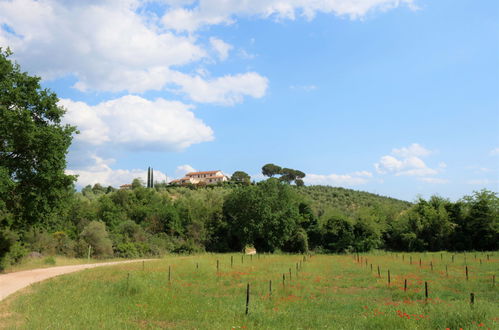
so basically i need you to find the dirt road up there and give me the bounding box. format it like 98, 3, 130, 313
0, 259, 155, 302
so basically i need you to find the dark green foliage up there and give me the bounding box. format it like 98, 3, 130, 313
322, 215, 355, 253
223, 178, 301, 252
283, 227, 309, 253
230, 171, 251, 185
0, 48, 77, 230
146, 167, 154, 188
451, 190, 498, 251
261, 163, 282, 177
279, 168, 305, 184
385, 190, 498, 252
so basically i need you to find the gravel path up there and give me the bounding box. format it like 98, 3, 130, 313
0, 259, 155, 302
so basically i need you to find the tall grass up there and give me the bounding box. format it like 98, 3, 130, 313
0, 252, 497, 329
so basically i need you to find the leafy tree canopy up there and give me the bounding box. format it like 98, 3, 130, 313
0, 48, 76, 230
261, 163, 282, 177
231, 171, 251, 184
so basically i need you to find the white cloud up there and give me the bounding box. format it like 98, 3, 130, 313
392, 143, 432, 158
60, 95, 214, 151
161, 0, 417, 32
66, 154, 169, 188
210, 37, 233, 61
175, 164, 197, 177
167, 71, 268, 105
304, 171, 372, 186
419, 177, 449, 184
0, 0, 205, 93
374, 143, 440, 177
0, 0, 413, 99
490, 148, 499, 156
0, 0, 268, 102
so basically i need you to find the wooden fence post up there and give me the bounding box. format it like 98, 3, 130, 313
245, 283, 250, 315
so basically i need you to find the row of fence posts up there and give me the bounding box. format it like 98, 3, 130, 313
356, 252, 495, 285
353, 254, 495, 310
128, 252, 491, 315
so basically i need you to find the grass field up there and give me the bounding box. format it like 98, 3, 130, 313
0, 252, 497, 329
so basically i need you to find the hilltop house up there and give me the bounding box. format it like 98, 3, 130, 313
170, 170, 229, 185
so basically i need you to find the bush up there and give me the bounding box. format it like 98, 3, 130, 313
44, 256, 56, 265
24, 228, 57, 255
80, 221, 113, 257
0, 229, 27, 270
53, 231, 76, 257
115, 242, 140, 258
283, 228, 309, 253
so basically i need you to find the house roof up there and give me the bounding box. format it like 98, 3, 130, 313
186, 170, 221, 176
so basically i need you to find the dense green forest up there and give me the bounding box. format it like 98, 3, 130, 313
1, 49, 498, 270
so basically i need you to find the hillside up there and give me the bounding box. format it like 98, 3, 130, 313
295, 185, 412, 219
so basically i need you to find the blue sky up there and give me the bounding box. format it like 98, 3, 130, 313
1, 0, 498, 201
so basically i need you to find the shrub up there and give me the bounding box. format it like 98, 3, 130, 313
115, 242, 139, 258
53, 231, 76, 257
283, 228, 309, 253
0, 229, 27, 270
80, 221, 113, 257
44, 256, 56, 265
24, 228, 57, 255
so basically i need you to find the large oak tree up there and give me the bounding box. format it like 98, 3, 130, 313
0, 48, 77, 230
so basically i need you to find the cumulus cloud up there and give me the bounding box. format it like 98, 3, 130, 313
66, 154, 169, 188
60, 95, 214, 151
392, 143, 432, 158
161, 0, 417, 32
167, 71, 268, 105
0, 0, 268, 102
210, 37, 233, 61
0, 0, 204, 92
374, 143, 440, 177
304, 171, 372, 186
0, 0, 413, 99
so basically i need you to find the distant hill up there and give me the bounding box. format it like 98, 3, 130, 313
295, 185, 412, 219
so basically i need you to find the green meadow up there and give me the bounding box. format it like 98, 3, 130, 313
1, 252, 497, 329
